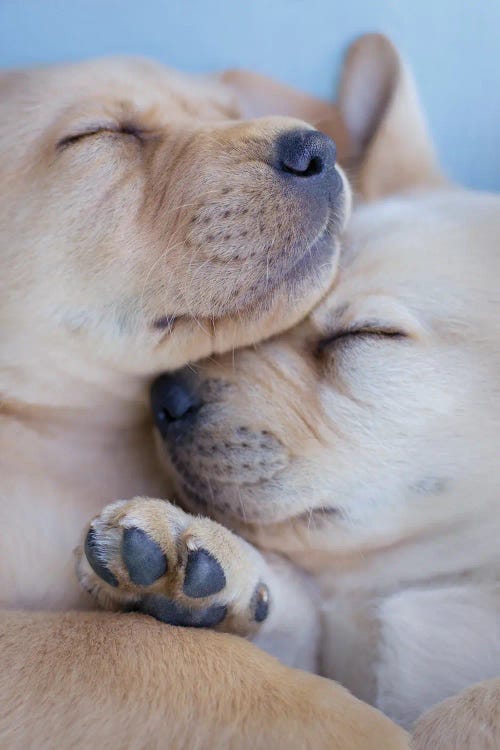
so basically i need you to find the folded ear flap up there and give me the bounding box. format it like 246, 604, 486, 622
339, 34, 446, 201
219, 68, 351, 163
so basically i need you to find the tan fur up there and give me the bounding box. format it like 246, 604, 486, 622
0, 53, 351, 609
412, 680, 500, 750
2, 610, 406, 750
86, 36, 499, 748
0, 44, 407, 749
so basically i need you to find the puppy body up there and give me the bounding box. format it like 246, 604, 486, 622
300, 182, 500, 738
290, 188, 500, 725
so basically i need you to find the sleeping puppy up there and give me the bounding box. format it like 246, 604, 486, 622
1, 48, 411, 750
81, 36, 500, 748
0, 53, 349, 608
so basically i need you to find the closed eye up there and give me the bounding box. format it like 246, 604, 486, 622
316, 326, 407, 353
57, 123, 143, 149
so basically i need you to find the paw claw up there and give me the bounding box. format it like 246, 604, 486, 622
84, 528, 119, 587
121, 527, 168, 586
183, 548, 226, 598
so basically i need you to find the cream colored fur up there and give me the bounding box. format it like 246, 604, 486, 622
191, 37, 500, 743
80, 36, 499, 749
0, 38, 408, 750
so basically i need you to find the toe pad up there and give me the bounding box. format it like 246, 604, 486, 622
183, 548, 226, 598
122, 527, 168, 586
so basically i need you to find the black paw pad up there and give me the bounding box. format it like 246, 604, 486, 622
140, 595, 227, 628
183, 548, 226, 598
251, 583, 270, 623
84, 528, 118, 587
122, 527, 168, 586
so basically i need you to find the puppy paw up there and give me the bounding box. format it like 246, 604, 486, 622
75, 497, 270, 636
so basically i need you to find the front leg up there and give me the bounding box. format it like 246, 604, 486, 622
76, 497, 319, 669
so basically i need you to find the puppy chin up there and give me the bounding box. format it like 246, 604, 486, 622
224, 229, 341, 320
169, 472, 299, 527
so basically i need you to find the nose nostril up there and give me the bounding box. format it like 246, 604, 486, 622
280, 154, 324, 178
158, 403, 198, 423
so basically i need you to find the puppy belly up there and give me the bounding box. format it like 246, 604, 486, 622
374, 584, 500, 728
320, 594, 381, 706
320, 583, 500, 729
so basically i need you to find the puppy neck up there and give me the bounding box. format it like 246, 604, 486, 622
0, 390, 150, 432
0, 349, 152, 431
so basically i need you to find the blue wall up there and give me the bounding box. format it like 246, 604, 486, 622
1, 0, 498, 190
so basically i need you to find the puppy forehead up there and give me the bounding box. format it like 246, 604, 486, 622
348, 190, 500, 271
66, 58, 234, 117
308, 190, 500, 334
1, 56, 234, 131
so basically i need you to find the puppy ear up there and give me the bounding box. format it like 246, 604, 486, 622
219, 68, 351, 163
339, 34, 445, 200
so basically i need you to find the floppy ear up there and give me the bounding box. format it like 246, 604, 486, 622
219, 68, 351, 163
338, 34, 446, 201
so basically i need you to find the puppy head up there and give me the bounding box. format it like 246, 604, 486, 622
0, 56, 349, 389
152, 36, 500, 557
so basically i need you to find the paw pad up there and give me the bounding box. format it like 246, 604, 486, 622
140, 594, 227, 627
122, 527, 168, 586
79, 500, 270, 637
183, 547, 226, 598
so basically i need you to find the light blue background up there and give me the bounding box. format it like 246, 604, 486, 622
1, 0, 499, 190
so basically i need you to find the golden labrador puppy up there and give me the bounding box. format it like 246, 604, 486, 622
0, 37, 408, 750
81, 37, 499, 749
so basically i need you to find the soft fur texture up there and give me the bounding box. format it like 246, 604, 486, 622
0, 37, 410, 750
79, 36, 500, 749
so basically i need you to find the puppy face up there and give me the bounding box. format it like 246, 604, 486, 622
0, 57, 349, 379
152, 37, 500, 556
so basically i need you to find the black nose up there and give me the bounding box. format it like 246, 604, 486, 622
150, 372, 202, 436
274, 129, 337, 179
